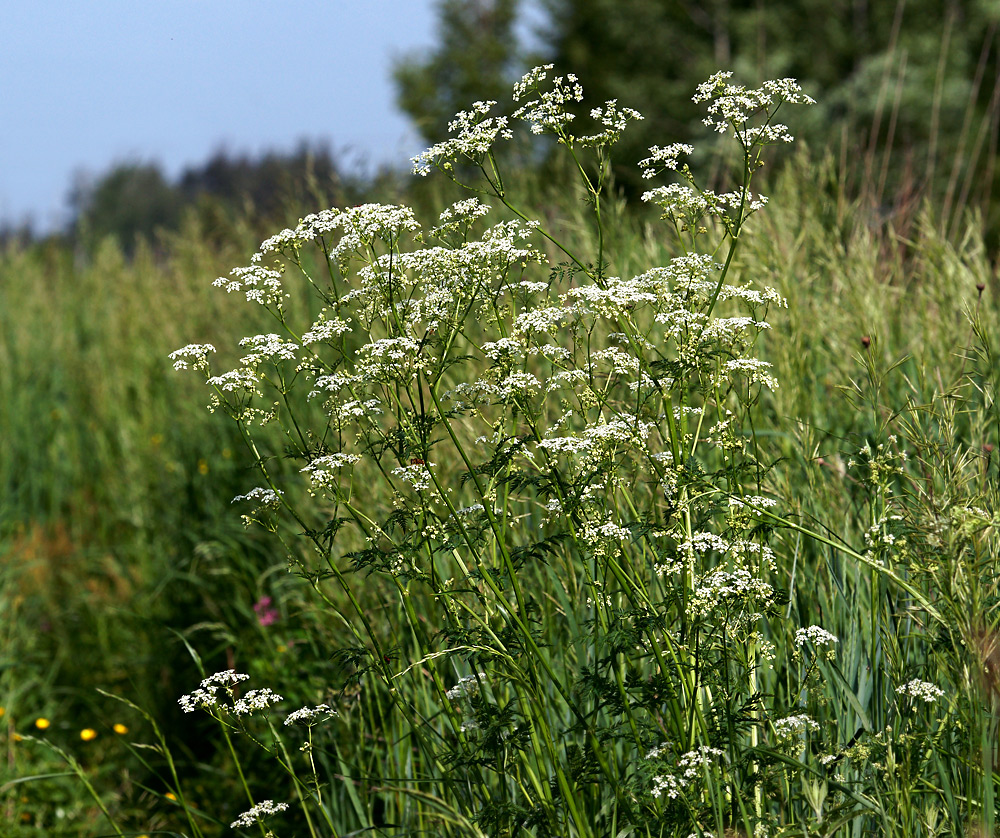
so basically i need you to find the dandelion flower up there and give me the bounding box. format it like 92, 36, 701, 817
34, 718, 50, 730
80, 728, 97, 741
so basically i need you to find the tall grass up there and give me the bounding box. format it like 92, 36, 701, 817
1, 72, 998, 836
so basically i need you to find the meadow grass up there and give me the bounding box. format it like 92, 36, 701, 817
1, 68, 998, 837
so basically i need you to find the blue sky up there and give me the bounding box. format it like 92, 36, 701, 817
0, 1, 447, 231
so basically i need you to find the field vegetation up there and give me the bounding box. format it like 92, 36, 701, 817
2, 54, 1000, 838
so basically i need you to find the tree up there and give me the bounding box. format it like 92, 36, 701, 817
539, 0, 999, 214
70, 162, 182, 249
394, 0, 523, 144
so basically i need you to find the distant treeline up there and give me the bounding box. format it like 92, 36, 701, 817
1, 142, 387, 253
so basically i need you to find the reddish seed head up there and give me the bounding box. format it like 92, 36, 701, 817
984, 443, 995, 454
861, 336, 871, 348
978, 282, 986, 296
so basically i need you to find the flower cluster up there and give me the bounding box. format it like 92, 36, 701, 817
649, 745, 725, 799
693, 71, 815, 135
230, 799, 289, 829
794, 625, 839, 649
512, 64, 584, 136
446, 673, 486, 701
773, 714, 820, 738
284, 703, 336, 726
178, 671, 281, 716
896, 679, 945, 704
412, 101, 513, 175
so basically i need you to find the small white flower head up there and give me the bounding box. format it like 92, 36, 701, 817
300, 453, 361, 492
773, 714, 820, 738
178, 670, 250, 713
201, 670, 250, 687
301, 312, 351, 345
639, 143, 694, 179
284, 703, 336, 726
237, 333, 299, 368
650, 745, 724, 799
794, 625, 839, 660
256, 208, 343, 255
391, 462, 434, 492
230, 799, 289, 829
355, 337, 428, 384
330, 203, 420, 267
232, 687, 283, 715
896, 679, 945, 704
513, 65, 584, 136
177, 688, 218, 714
645, 741, 672, 760
446, 673, 486, 701
578, 99, 644, 147
213, 263, 285, 306
232, 487, 283, 509
692, 71, 814, 137
424, 197, 493, 239
169, 343, 216, 371
412, 101, 513, 175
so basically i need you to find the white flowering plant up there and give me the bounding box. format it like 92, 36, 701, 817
168, 66, 861, 837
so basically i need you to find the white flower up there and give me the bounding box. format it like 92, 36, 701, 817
284, 704, 336, 726
178, 687, 219, 713
640, 143, 694, 179
169, 343, 216, 371
238, 333, 299, 368
412, 101, 513, 175
391, 463, 434, 492
680, 532, 731, 554
794, 625, 839, 648
513, 67, 584, 136
213, 264, 285, 306
355, 337, 427, 383
578, 99, 644, 147
301, 453, 361, 492
301, 314, 351, 344
650, 746, 724, 799
896, 679, 945, 703
773, 714, 820, 737
178, 671, 250, 713
232, 687, 283, 715
257, 208, 342, 255
446, 673, 486, 700
232, 487, 283, 508
230, 800, 289, 829
207, 368, 262, 394
329, 203, 420, 267
693, 72, 814, 136
201, 670, 250, 687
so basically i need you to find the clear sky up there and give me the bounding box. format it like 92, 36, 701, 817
0, 1, 442, 231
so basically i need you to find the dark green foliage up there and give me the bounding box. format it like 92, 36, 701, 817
393, 0, 524, 144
